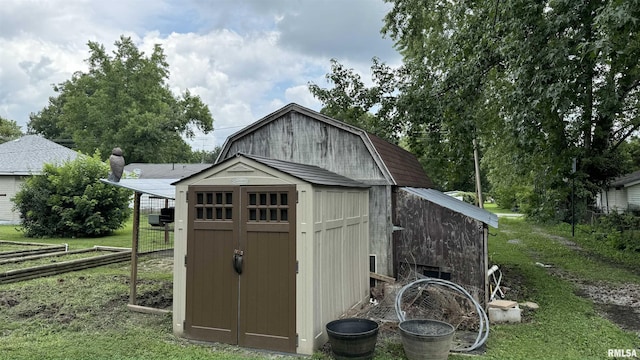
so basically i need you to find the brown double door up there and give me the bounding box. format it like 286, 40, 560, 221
185, 185, 296, 353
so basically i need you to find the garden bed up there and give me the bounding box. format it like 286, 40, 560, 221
0, 246, 131, 284
0, 240, 68, 259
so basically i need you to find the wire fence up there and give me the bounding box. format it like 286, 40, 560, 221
137, 195, 174, 256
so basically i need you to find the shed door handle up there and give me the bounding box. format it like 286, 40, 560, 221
233, 249, 243, 274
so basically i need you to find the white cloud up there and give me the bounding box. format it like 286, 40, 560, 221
0, 0, 400, 149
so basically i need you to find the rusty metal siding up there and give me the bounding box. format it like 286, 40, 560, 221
223, 112, 386, 184
393, 189, 486, 304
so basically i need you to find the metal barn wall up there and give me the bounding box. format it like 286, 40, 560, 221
311, 188, 369, 350
393, 190, 487, 304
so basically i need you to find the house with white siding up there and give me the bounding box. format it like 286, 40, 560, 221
0, 135, 79, 224
596, 170, 640, 213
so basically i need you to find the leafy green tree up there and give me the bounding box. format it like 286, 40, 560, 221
308, 58, 403, 143
189, 145, 222, 164
0, 115, 23, 143
28, 35, 214, 163
12, 152, 132, 238
382, 0, 640, 220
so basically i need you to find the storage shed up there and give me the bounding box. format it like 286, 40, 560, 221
217, 103, 432, 279
172, 153, 370, 355
216, 103, 498, 306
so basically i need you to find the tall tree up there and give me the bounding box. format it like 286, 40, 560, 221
0, 116, 23, 143
29, 36, 214, 163
308, 58, 403, 143
383, 0, 640, 220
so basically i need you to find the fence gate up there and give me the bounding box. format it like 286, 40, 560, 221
185, 185, 296, 353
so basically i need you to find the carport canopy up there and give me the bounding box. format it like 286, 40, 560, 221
100, 178, 177, 199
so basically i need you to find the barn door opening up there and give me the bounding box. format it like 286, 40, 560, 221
185, 185, 296, 353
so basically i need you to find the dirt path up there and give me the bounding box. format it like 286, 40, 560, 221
533, 228, 640, 335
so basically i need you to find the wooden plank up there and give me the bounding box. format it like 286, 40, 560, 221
370, 271, 395, 283
127, 304, 171, 315
488, 299, 518, 309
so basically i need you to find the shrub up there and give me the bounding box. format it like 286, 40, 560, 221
12, 151, 132, 237
591, 212, 640, 252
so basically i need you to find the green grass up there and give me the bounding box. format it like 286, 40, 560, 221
0, 218, 134, 250
483, 202, 518, 215
1, 217, 639, 359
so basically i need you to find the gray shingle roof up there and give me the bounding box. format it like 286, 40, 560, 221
0, 135, 79, 175
242, 153, 369, 188
610, 170, 640, 188
174, 153, 369, 188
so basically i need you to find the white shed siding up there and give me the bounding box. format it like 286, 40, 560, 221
0, 176, 23, 223
312, 188, 369, 349
626, 185, 640, 210
603, 188, 628, 213
172, 157, 369, 355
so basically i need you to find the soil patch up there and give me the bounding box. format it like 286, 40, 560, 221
533, 228, 640, 335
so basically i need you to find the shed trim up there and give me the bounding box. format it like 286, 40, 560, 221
402, 187, 499, 228
174, 153, 369, 189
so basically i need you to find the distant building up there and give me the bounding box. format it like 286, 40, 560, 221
0, 135, 79, 224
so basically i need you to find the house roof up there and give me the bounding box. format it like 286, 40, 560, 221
217, 103, 433, 188
609, 170, 640, 188
124, 163, 211, 179
402, 187, 499, 228
0, 135, 79, 175
175, 153, 369, 188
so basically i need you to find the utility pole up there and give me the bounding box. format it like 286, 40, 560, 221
473, 138, 484, 208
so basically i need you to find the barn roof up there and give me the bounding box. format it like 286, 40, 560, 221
217, 103, 433, 188
402, 187, 499, 228
0, 135, 79, 175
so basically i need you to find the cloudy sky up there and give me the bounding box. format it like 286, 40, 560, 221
0, 0, 401, 151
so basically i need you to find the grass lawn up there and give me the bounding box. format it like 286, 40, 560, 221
1, 218, 639, 359
483, 202, 518, 215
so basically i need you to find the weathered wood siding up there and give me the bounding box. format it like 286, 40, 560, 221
222, 112, 386, 183
393, 190, 486, 304
221, 111, 395, 276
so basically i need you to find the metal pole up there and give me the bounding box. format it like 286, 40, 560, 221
572, 177, 575, 237
473, 138, 484, 208
130, 192, 141, 305
571, 158, 576, 237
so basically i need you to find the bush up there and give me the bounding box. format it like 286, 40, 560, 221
12, 152, 132, 238
591, 212, 640, 252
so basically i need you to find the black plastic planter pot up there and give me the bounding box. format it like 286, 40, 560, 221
326, 318, 379, 360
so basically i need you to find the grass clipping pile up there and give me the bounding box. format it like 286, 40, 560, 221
350, 272, 484, 350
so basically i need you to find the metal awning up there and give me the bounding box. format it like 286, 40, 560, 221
402, 187, 499, 228
101, 178, 177, 199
